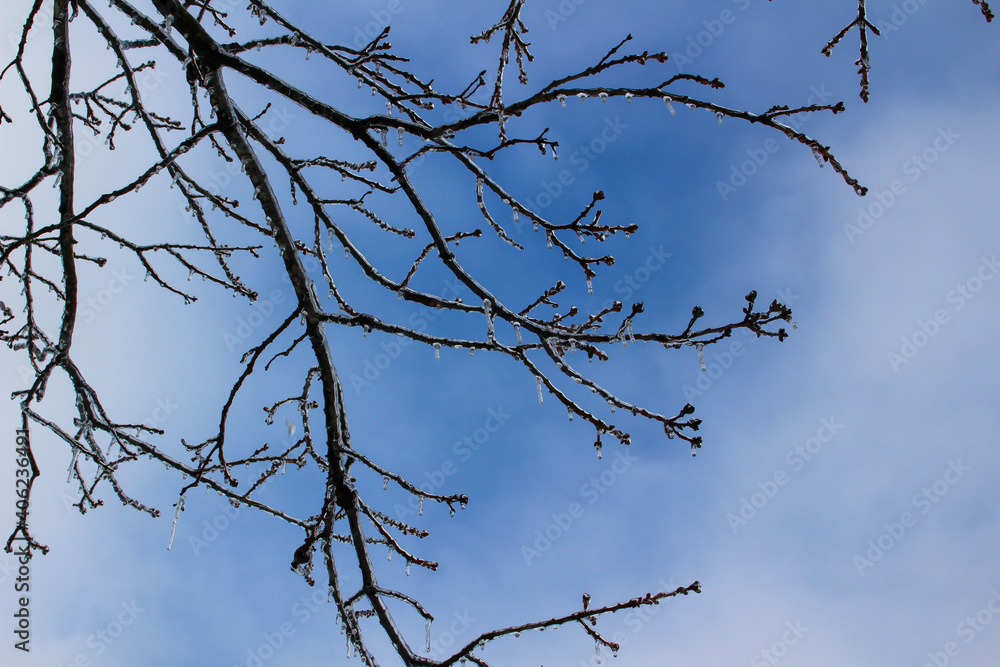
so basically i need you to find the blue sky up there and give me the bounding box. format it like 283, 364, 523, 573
1, 1, 999, 665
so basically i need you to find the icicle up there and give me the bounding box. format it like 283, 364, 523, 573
514, 323, 522, 344
596, 443, 603, 459
425, 619, 432, 653
625, 92, 633, 103
485, 298, 495, 341
371, 86, 376, 96
536, 376, 544, 404
406, 561, 411, 576
812, 146, 825, 168
687, 103, 697, 110
696, 343, 706, 371
599, 92, 608, 103
397, 290, 403, 301
586, 277, 593, 295
305, 48, 311, 60
344, 246, 350, 260
383, 475, 389, 490
419, 497, 424, 516
663, 96, 675, 114
717, 112, 724, 125
470, 348, 475, 357
609, 402, 616, 413
557, 94, 567, 107
512, 207, 519, 223
358, 79, 363, 89
398, 127, 404, 147
533, 220, 539, 233
328, 228, 335, 252
388, 547, 393, 561
166, 496, 185, 551
546, 232, 553, 249
596, 640, 603, 664
626, 321, 635, 343
567, 407, 574, 422
380, 127, 388, 146
790, 318, 798, 329
433, 343, 441, 360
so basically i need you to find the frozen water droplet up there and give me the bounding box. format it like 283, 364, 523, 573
470, 348, 475, 357
625, 92, 633, 103
717, 111, 724, 125
663, 96, 675, 114
433, 343, 441, 360
557, 94, 567, 107
599, 92, 608, 103
577, 92, 588, 100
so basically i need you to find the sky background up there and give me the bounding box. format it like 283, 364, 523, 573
1, 1, 999, 665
